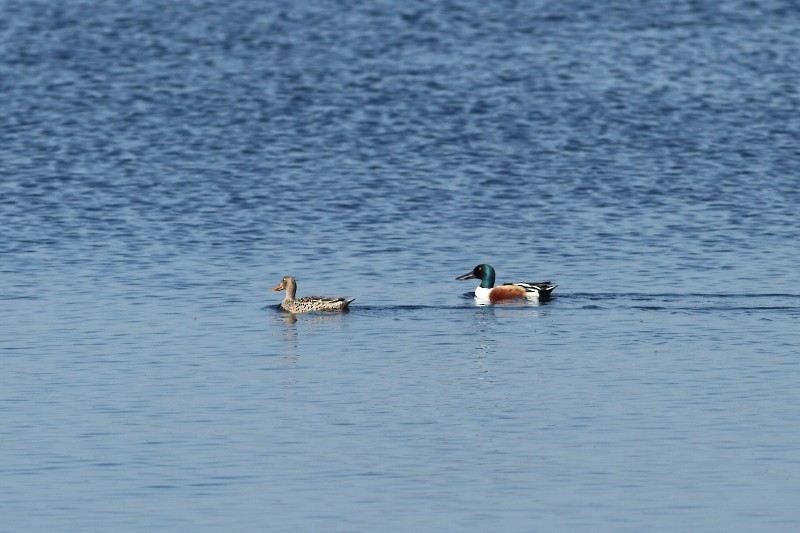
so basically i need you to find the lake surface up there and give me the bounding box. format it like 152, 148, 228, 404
2, 0, 800, 531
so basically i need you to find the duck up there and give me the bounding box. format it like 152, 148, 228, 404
456, 264, 557, 303
271, 276, 355, 313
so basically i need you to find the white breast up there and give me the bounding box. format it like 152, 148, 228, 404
474, 286, 492, 301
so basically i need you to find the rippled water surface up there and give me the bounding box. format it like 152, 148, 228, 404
2, 0, 800, 531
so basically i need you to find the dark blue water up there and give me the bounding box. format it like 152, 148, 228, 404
2, 1, 800, 531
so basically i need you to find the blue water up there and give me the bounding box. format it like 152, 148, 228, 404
2, 0, 800, 531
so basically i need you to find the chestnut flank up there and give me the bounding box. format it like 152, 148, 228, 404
489, 285, 526, 302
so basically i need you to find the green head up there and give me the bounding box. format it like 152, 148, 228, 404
456, 264, 496, 288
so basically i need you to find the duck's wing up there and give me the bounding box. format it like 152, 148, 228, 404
504, 281, 557, 298
298, 295, 354, 303
296, 295, 355, 310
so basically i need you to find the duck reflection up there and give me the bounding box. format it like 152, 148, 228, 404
271, 307, 351, 352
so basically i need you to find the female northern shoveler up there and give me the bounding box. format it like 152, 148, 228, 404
456, 264, 557, 303
271, 276, 355, 313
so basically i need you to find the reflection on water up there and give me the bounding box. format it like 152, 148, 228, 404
271, 307, 358, 365
272, 308, 354, 329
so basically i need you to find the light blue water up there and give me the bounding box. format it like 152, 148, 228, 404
2, 1, 800, 531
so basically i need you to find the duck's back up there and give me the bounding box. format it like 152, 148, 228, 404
282, 296, 355, 313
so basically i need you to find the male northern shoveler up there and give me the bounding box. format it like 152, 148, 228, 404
456, 264, 557, 303
271, 276, 355, 313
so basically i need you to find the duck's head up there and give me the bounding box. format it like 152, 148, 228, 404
456, 264, 496, 288
271, 276, 296, 292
